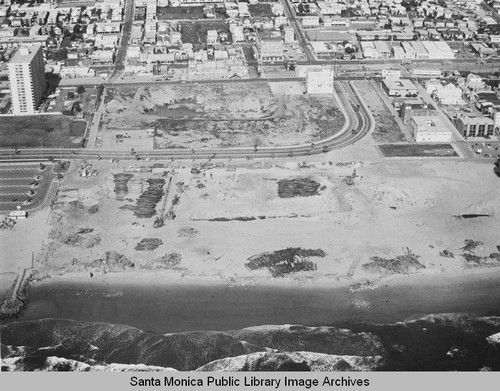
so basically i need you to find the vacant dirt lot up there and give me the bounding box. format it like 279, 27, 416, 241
102, 82, 345, 148
0, 116, 86, 149
354, 80, 407, 143
21, 158, 500, 290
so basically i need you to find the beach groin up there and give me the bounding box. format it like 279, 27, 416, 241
0, 268, 33, 319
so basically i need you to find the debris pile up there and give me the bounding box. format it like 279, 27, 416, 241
277, 178, 322, 198
142, 253, 182, 270
135, 238, 163, 251
61, 228, 101, 248
362, 248, 425, 275
460, 239, 483, 253
178, 227, 199, 237
78, 161, 98, 178
88, 204, 99, 215
0, 217, 16, 230
245, 248, 326, 277
439, 250, 455, 258
87, 251, 134, 270
113, 174, 133, 199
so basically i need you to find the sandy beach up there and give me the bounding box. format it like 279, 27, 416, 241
2, 153, 500, 326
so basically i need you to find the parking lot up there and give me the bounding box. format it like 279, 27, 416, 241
467, 141, 500, 160
0, 164, 57, 212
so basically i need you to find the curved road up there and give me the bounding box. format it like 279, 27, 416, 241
0, 82, 373, 162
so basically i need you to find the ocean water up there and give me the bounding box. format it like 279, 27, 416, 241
8, 272, 500, 333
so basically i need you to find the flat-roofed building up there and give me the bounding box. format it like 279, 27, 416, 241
8, 44, 46, 115
382, 78, 418, 97
454, 115, 495, 138
410, 116, 452, 142
257, 34, 284, 61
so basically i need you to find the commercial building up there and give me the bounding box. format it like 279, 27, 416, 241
381, 69, 401, 79
256, 34, 284, 62
8, 44, 46, 114
399, 101, 436, 124
382, 78, 418, 97
284, 26, 294, 43
410, 116, 452, 143
306, 68, 334, 94
432, 83, 463, 105
411, 69, 442, 78
454, 115, 495, 138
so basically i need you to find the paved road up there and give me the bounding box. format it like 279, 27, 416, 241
281, 0, 314, 63
0, 82, 373, 163
109, 0, 135, 81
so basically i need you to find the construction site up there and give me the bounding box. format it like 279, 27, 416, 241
100, 82, 345, 149
0, 154, 496, 300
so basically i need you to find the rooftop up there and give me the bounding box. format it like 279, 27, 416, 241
9, 44, 42, 63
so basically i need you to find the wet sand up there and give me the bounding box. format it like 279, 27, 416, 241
7, 269, 500, 333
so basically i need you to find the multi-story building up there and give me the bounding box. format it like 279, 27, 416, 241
256, 34, 284, 62
399, 101, 436, 124
382, 79, 418, 97
454, 115, 495, 138
8, 44, 46, 115
410, 116, 452, 143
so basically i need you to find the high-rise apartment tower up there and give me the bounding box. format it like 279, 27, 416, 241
8, 44, 46, 114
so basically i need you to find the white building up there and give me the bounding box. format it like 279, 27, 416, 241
410, 116, 452, 142
433, 83, 463, 105
382, 69, 401, 79
207, 30, 218, 45
284, 25, 294, 43
306, 68, 334, 94
8, 44, 46, 115
230, 24, 245, 42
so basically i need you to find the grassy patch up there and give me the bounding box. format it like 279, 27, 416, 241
180, 21, 230, 44
379, 144, 458, 158
249, 4, 274, 17
0, 116, 86, 149
157, 6, 205, 20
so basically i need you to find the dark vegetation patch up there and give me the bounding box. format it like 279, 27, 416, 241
277, 178, 321, 198
135, 238, 163, 251
113, 174, 133, 199
180, 21, 230, 44
0, 116, 86, 149
379, 144, 458, 158
157, 6, 205, 20
249, 3, 274, 17
246, 248, 326, 277
53, 161, 71, 174
119, 178, 165, 218
362, 248, 425, 275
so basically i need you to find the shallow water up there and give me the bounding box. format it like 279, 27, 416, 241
8, 271, 500, 333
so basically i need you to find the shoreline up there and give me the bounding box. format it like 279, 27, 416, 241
3, 265, 500, 333
29, 263, 500, 291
